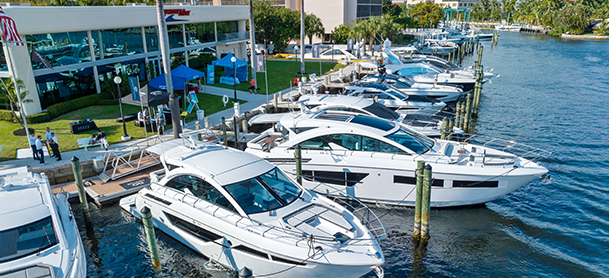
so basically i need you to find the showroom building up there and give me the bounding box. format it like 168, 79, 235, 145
1, 4, 249, 115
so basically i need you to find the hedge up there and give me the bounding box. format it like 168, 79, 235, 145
46, 92, 115, 118
0, 109, 50, 123
0, 92, 117, 123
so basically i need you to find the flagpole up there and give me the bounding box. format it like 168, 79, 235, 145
264, 51, 269, 103
3, 40, 30, 147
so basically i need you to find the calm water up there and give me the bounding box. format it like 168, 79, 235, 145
73, 32, 609, 277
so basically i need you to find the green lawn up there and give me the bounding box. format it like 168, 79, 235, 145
0, 93, 239, 160
208, 60, 337, 95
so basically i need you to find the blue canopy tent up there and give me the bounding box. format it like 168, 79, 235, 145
172, 64, 205, 80
148, 73, 187, 90
211, 53, 247, 83
148, 65, 205, 90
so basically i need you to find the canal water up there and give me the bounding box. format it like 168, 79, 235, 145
73, 32, 609, 277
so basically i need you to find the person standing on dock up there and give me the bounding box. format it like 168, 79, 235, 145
29, 132, 39, 161
48, 132, 61, 161
45, 127, 55, 158
35, 135, 44, 164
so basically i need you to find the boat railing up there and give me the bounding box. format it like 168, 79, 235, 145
468, 136, 552, 163
325, 194, 387, 240
179, 128, 223, 148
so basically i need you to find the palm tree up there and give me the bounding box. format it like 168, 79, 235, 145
305, 13, 325, 44
0, 78, 32, 130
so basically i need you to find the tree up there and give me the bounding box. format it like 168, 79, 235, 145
252, 0, 299, 52
383, 0, 402, 18
305, 13, 325, 44
0, 78, 32, 130
332, 24, 352, 44
409, 2, 445, 27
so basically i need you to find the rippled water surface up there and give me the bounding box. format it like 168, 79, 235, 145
75, 32, 609, 277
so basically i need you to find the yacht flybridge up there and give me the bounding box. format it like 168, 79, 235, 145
245, 112, 549, 207
0, 167, 87, 278
120, 136, 385, 278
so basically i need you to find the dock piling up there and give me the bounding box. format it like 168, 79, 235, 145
421, 164, 432, 241
447, 119, 454, 141
294, 144, 302, 185
233, 116, 240, 150
464, 91, 473, 133
440, 117, 448, 140
221, 117, 228, 146
413, 160, 425, 240
141, 207, 162, 274
70, 157, 89, 213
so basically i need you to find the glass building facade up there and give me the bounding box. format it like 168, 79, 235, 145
9, 20, 246, 109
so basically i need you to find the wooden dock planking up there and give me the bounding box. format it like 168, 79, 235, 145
87, 165, 163, 206
102, 154, 160, 179
52, 165, 163, 205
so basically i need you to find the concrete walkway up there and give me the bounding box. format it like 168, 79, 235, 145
0, 85, 274, 172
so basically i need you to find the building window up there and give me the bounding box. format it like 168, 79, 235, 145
167, 24, 185, 49
26, 31, 89, 69
0, 42, 7, 71
144, 26, 159, 52
92, 28, 146, 60
186, 22, 215, 45
217, 21, 243, 42
34, 67, 99, 109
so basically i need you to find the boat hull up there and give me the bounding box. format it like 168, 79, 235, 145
257, 153, 546, 207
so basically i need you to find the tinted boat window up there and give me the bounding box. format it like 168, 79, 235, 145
386, 127, 434, 154
350, 115, 396, 131
224, 168, 302, 214
0, 216, 58, 263
362, 102, 400, 120
165, 175, 236, 212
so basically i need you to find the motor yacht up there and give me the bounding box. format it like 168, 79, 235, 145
359, 74, 465, 103
0, 167, 87, 278
120, 136, 385, 278
296, 94, 463, 138
342, 85, 446, 114
245, 112, 549, 207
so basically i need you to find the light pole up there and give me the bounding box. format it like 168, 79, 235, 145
294, 45, 299, 79
231, 56, 240, 116
114, 76, 131, 141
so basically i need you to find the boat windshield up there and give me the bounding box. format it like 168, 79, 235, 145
224, 168, 303, 214
362, 102, 400, 120
386, 127, 434, 154
0, 216, 58, 263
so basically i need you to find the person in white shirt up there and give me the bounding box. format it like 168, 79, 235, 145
48, 132, 61, 161
35, 135, 44, 164
29, 132, 39, 160
45, 127, 55, 158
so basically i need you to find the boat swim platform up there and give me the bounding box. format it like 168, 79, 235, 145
51, 165, 162, 206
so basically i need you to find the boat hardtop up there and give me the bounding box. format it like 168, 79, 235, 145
0, 167, 86, 278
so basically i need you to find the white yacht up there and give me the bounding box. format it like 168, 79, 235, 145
342, 85, 446, 114
360, 74, 465, 103
296, 94, 462, 138
245, 112, 549, 207
120, 137, 385, 278
0, 167, 87, 278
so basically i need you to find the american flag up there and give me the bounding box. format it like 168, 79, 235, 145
0, 7, 23, 46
